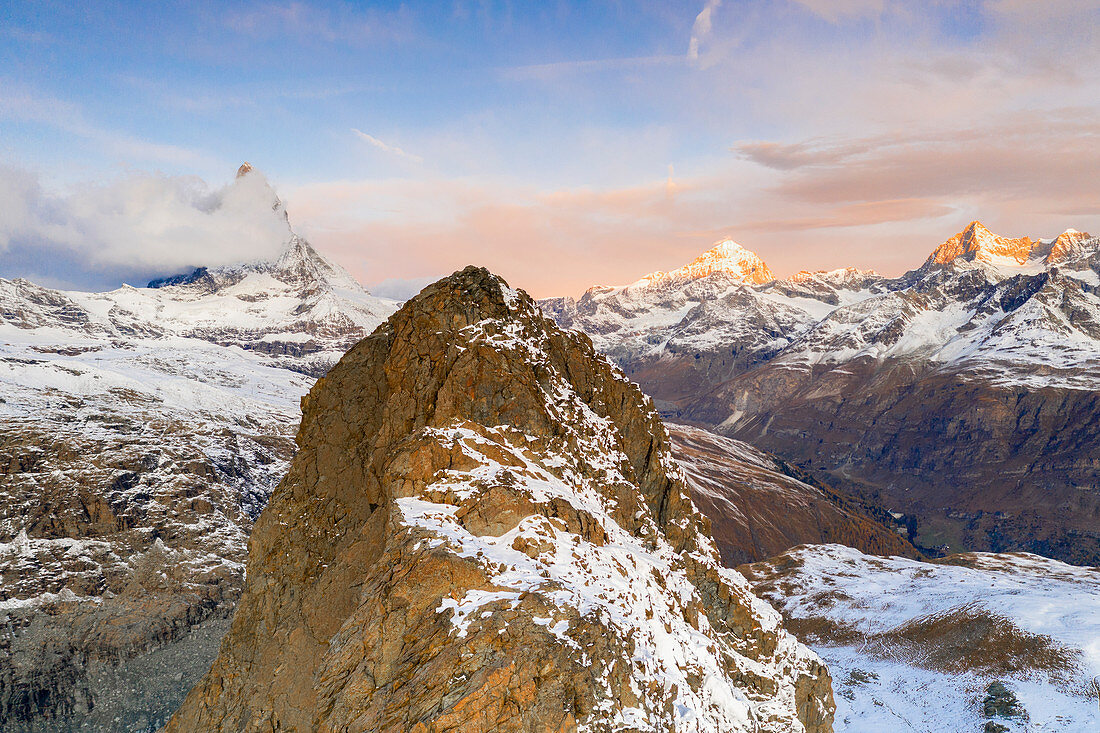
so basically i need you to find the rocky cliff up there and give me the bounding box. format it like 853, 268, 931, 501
0, 348, 298, 732
167, 266, 834, 732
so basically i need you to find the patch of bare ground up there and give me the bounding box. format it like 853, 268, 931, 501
768, 597, 1080, 682
866, 602, 1081, 679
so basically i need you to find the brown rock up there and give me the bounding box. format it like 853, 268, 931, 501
166, 266, 834, 732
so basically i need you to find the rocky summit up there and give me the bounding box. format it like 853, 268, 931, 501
166, 266, 834, 732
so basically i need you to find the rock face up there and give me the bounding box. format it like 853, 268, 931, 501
542, 223, 1100, 565
669, 425, 919, 566
0, 348, 299, 732
167, 266, 834, 732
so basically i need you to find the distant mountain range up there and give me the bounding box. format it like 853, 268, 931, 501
542, 222, 1100, 564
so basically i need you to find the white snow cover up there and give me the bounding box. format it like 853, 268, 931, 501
0, 235, 399, 611
541, 225, 1100, 390
389, 288, 823, 733
753, 544, 1100, 732
633, 239, 775, 287
0, 235, 398, 371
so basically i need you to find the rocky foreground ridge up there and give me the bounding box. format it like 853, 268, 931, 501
167, 266, 834, 732
542, 222, 1100, 564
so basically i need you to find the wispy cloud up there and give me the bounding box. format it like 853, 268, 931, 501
224, 2, 411, 45
0, 84, 215, 167
503, 55, 684, 81
351, 128, 423, 163
688, 0, 721, 63
790, 0, 885, 23
736, 112, 1100, 205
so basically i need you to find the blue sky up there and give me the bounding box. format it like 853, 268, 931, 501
2, 1, 1099, 296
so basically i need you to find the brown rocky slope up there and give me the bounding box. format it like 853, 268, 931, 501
668, 424, 919, 566
166, 266, 834, 732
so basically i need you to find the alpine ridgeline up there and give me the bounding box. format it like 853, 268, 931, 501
167, 266, 834, 733
542, 223, 1100, 564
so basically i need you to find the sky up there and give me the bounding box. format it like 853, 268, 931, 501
2, 0, 1099, 297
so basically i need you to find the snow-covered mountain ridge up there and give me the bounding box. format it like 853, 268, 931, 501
637, 239, 776, 286
542, 221, 1100, 392
541, 222, 1100, 566
0, 234, 396, 377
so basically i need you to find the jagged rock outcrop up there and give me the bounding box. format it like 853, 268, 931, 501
167, 266, 834, 732
924, 221, 1038, 266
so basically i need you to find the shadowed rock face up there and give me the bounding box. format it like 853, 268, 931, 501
668, 425, 919, 566
687, 360, 1100, 564
166, 266, 834, 733
0, 415, 293, 733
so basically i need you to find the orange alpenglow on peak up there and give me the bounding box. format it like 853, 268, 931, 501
236, 162, 254, 178
1047, 228, 1095, 263
639, 239, 776, 286
926, 221, 1038, 266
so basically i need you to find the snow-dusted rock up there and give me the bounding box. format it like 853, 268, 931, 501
167, 266, 835, 733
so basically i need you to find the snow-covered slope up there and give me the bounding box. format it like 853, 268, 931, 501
742, 544, 1100, 732
0, 234, 396, 377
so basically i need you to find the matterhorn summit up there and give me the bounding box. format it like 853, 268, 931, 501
1, 165, 398, 375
